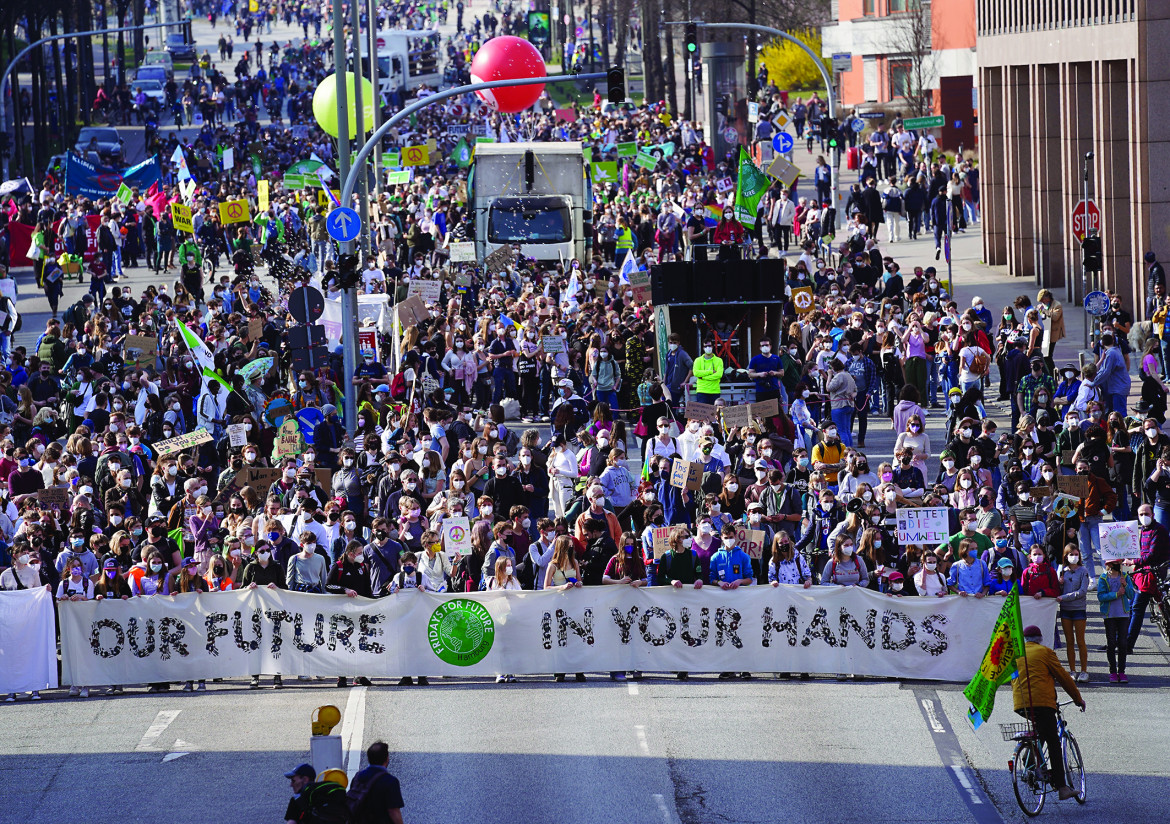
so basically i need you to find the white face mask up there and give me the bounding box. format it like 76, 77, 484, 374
1140, 514, 1153, 526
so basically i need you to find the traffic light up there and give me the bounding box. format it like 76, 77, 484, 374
685, 22, 698, 55
336, 252, 360, 289
1082, 235, 1103, 272
823, 116, 839, 149
606, 66, 625, 104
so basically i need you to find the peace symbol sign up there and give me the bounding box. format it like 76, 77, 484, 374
405, 146, 426, 165
226, 202, 244, 220
793, 290, 813, 312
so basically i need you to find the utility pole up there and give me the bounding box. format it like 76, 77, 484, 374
332, 0, 359, 433
350, 0, 370, 261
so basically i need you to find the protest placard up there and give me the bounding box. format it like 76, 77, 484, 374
37, 488, 69, 511
651, 527, 674, 558
541, 335, 566, 354
669, 458, 703, 491
247, 318, 264, 341
720, 404, 752, 429
751, 398, 779, 419
684, 401, 718, 422
441, 517, 472, 559
155, 429, 214, 457
227, 424, 248, 448
123, 334, 157, 368
394, 295, 428, 327
239, 467, 283, 490
735, 526, 767, 559
408, 279, 443, 304
1055, 474, 1090, 499
1098, 520, 1141, 562
895, 508, 951, 546
273, 419, 303, 461
448, 242, 476, 262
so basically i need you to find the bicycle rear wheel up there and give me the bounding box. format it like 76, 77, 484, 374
1064, 733, 1086, 804
1152, 599, 1170, 646
1012, 740, 1046, 816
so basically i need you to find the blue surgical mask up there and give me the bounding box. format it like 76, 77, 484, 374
996, 538, 1008, 548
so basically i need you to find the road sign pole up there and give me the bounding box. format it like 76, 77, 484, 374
350, 0, 371, 262
333, 0, 359, 436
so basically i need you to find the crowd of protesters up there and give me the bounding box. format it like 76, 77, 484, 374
0, 0, 1166, 702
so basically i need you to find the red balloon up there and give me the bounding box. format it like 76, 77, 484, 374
469, 36, 547, 113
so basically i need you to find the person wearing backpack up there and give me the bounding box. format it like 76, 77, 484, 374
283, 763, 350, 824
881, 178, 904, 243
347, 741, 405, 824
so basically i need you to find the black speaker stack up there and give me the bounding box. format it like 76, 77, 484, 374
650, 260, 787, 305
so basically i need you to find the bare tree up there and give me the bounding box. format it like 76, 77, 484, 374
882, 1, 936, 117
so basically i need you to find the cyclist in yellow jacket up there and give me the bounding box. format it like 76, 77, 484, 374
1012, 625, 1085, 800
692, 341, 724, 404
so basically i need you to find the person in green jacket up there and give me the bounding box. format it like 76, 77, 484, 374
693, 340, 724, 403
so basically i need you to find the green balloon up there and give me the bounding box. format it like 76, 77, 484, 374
312, 72, 377, 139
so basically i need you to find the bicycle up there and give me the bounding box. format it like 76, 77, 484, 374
1138, 560, 1170, 645
1000, 700, 1085, 816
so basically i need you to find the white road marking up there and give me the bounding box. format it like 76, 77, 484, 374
136, 710, 181, 751
341, 686, 368, 781
161, 752, 190, 762
920, 698, 945, 733
627, 682, 639, 696
634, 724, 650, 755
652, 793, 678, 824
950, 765, 984, 804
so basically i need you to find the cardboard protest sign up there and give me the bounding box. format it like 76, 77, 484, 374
483, 245, 513, 276
394, 295, 428, 327
123, 334, 158, 368
669, 458, 703, 491
155, 429, 214, 457
37, 487, 70, 511
448, 242, 476, 262
735, 525, 767, 559
1055, 474, 1090, 499
684, 402, 718, 422
721, 404, 752, 429
651, 527, 674, 558
751, 398, 780, 419
247, 318, 264, 341
407, 279, 443, 304
541, 335, 566, 354
238, 467, 283, 490
273, 419, 304, 461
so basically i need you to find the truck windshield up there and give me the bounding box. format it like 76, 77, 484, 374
489, 203, 571, 243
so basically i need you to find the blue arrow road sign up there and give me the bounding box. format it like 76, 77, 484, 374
772, 132, 794, 154
326, 207, 361, 242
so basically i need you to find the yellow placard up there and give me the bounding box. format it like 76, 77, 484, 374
316, 189, 340, 207
249, 0, 259, 11
791, 286, 815, 315
401, 144, 429, 166
218, 199, 251, 225
258, 180, 269, 213
170, 202, 194, 234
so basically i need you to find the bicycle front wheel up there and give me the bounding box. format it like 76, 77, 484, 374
1153, 599, 1170, 646
1064, 733, 1086, 804
1012, 740, 1046, 817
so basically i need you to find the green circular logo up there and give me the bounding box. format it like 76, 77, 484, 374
427, 599, 495, 666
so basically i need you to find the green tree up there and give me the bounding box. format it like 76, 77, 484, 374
760, 29, 830, 92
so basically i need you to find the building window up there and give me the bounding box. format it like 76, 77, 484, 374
889, 61, 913, 99
888, 0, 920, 11
863, 0, 875, 15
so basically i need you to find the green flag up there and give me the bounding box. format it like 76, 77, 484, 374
963, 584, 1027, 729
733, 147, 769, 228
591, 161, 619, 185
168, 528, 186, 558
451, 138, 473, 168
115, 183, 133, 205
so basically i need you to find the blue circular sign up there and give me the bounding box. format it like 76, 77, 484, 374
851, 117, 865, 133
326, 206, 362, 242
1084, 290, 1111, 317
772, 132, 794, 154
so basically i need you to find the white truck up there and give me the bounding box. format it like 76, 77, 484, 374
357, 30, 444, 96
471, 142, 592, 264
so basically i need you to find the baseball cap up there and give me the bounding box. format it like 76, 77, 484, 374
374, 384, 390, 394
182, 556, 199, 567
558, 378, 574, 389
284, 763, 316, 780
997, 557, 1015, 569
103, 558, 118, 569
747, 501, 765, 512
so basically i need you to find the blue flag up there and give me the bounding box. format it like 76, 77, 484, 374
65, 154, 161, 200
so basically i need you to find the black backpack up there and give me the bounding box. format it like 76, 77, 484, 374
297, 781, 350, 824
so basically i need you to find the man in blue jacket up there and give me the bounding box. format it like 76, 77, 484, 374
1089, 333, 1131, 416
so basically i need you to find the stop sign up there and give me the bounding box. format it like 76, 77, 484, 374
1072, 199, 1100, 244
376, 36, 385, 49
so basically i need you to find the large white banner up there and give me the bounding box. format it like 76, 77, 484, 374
58, 587, 1056, 686
0, 587, 59, 693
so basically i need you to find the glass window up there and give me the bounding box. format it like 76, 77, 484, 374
890, 62, 913, 99
489, 201, 571, 243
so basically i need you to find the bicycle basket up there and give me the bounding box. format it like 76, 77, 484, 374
999, 723, 1036, 741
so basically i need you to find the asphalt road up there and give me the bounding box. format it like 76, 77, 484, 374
3, 638, 1169, 824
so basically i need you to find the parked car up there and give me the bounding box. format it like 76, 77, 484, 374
129, 79, 166, 111
164, 32, 196, 62
73, 127, 124, 163
142, 50, 174, 79
133, 65, 170, 85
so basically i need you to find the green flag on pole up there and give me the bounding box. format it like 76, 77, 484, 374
733, 146, 769, 228
963, 584, 1027, 729
451, 138, 473, 168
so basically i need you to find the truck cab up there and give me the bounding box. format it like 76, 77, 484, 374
472, 143, 591, 264
356, 30, 444, 97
